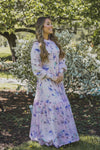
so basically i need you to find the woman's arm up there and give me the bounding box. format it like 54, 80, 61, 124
58, 57, 67, 74
31, 42, 54, 80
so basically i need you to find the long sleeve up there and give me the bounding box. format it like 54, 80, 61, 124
31, 42, 54, 80
58, 57, 67, 73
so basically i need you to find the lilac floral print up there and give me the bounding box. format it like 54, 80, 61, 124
29, 39, 79, 148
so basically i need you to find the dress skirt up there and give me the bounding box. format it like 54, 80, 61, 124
29, 78, 79, 148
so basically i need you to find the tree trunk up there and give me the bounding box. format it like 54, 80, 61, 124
0, 32, 17, 62
5, 32, 17, 62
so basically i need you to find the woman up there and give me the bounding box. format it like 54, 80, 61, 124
29, 16, 79, 148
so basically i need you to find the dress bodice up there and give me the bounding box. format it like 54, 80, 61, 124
31, 39, 67, 80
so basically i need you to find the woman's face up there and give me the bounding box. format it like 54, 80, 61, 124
43, 18, 53, 35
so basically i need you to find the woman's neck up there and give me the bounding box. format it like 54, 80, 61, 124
43, 33, 49, 40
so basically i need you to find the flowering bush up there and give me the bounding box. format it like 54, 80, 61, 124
8, 39, 37, 94
6, 30, 100, 96
56, 30, 100, 96
66, 43, 100, 96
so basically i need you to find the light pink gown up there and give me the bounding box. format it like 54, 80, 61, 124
29, 39, 79, 148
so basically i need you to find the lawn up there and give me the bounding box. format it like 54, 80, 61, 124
0, 46, 12, 61
0, 71, 26, 90
0, 71, 14, 79
0, 83, 26, 90
8, 135, 100, 150
0, 47, 99, 150
0, 91, 99, 150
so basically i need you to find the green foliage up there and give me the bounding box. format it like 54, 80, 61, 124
6, 30, 100, 96
0, 0, 100, 64
56, 30, 100, 96
92, 29, 100, 46
0, 0, 99, 32
0, 35, 8, 47
8, 39, 37, 93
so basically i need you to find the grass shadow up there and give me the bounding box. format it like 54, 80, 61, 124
0, 90, 99, 149
0, 90, 34, 149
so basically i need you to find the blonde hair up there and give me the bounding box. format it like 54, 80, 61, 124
35, 16, 65, 63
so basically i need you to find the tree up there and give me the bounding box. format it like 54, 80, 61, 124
0, 0, 100, 61
0, 0, 35, 61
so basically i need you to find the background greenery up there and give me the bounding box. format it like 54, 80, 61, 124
0, 0, 100, 149
0, 0, 100, 61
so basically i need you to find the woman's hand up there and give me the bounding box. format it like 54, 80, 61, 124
52, 73, 64, 83
57, 73, 64, 83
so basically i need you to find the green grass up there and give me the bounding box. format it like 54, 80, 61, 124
0, 83, 26, 90
0, 83, 17, 90
8, 135, 100, 150
0, 46, 12, 61
0, 71, 14, 79
0, 71, 16, 90
0, 71, 25, 90
0, 71, 26, 90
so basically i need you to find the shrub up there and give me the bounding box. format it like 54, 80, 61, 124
6, 30, 100, 96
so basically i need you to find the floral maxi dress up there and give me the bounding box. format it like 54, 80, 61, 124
29, 39, 79, 148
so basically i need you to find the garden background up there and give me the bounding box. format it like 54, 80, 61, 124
0, 0, 100, 150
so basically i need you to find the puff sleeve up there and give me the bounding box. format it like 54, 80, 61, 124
58, 57, 67, 73
31, 42, 54, 80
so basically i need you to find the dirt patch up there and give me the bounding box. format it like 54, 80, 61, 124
0, 90, 99, 149
0, 90, 33, 150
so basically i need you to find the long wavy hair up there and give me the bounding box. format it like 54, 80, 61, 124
35, 16, 65, 63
